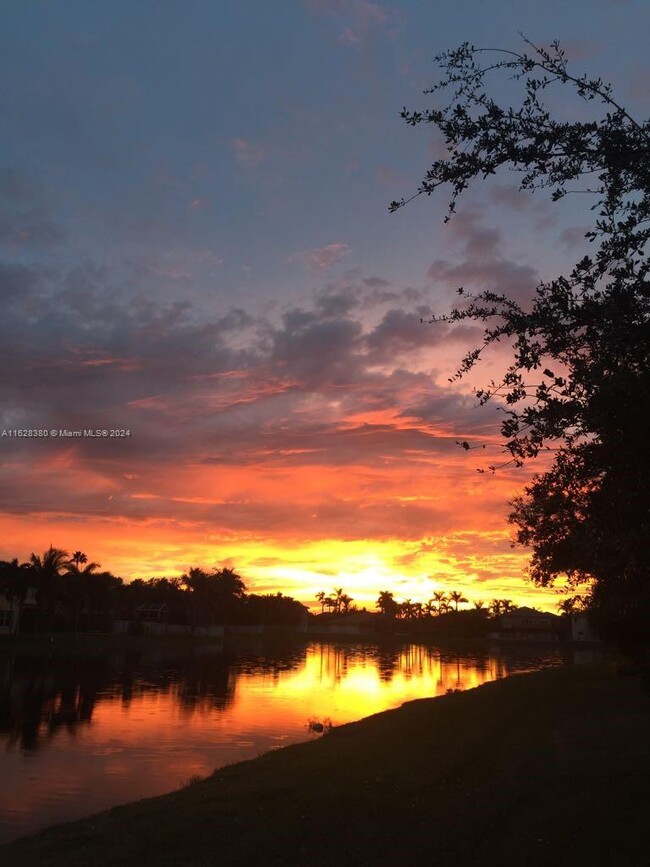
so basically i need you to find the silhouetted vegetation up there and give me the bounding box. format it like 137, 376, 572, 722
393, 38, 650, 656
1, 547, 569, 646
0, 548, 308, 635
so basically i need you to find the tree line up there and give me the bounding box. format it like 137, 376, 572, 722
0, 546, 308, 633
375, 590, 517, 620
315, 587, 518, 620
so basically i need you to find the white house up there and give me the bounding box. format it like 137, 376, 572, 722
0, 587, 38, 634
571, 612, 599, 643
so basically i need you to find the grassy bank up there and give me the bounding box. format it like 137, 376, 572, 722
2, 663, 648, 866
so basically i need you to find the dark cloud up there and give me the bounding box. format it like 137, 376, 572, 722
428, 257, 538, 304
365, 307, 440, 361
0, 167, 65, 250
0, 211, 65, 247
428, 206, 539, 304
0, 242, 499, 538
0, 167, 42, 202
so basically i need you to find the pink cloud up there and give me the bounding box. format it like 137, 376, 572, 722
307, 0, 393, 47
376, 164, 410, 190
287, 243, 351, 271
231, 137, 268, 169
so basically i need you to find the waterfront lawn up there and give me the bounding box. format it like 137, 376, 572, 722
2, 663, 649, 866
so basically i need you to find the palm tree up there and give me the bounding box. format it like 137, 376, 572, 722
333, 587, 344, 614
500, 599, 518, 614
376, 590, 398, 618
340, 593, 353, 613
400, 599, 415, 621
489, 599, 503, 617
215, 567, 246, 598
448, 590, 468, 612
29, 546, 70, 631
558, 597, 584, 615
316, 591, 327, 614
70, 551, 88, 569
181, 567, 212, 629
432, 591, 448, 614
474, 600, 486, 611
64, 554, 101, 633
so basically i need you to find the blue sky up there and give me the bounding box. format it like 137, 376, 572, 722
1, 0, 648, 606
4, 0, 648, 312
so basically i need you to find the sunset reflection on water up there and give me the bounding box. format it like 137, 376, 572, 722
0, 640, 568, 844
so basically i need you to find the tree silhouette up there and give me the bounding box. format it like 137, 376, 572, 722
448, 591, 468, 612
340, 593, 353, 613
181, 566, 246, 626
432, 591, 448, 614
29, 546, 70, 631
489, 599, 502, 618
70, 551, 88, 569
376, 590, 399, 618
63, 554, 101, 634
393, 37, 650, 651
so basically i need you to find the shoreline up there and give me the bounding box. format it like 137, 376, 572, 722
1, 662, 647, 866
0, 629, 595, 655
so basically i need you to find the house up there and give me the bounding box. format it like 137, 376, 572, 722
571, 612, 599, 643
0, 594, 17, 634
0, 587, 38, 635
135, 603, 169, 622
489, 606, 562, 643
308, 610, 378, 636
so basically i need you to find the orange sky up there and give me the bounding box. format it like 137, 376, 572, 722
0, 329, 561, 612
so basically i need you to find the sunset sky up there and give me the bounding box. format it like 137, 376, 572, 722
1, 1, 648, 611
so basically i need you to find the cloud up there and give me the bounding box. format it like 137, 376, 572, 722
231, 137, 268, 169
427, 207, 539, 304
0, 231, 531, 605
428, 257, 538, 304
0, 166, 66, 250
0, 212, 65, 248
287, 242, 351, 271
306, 0, 394, 48
376, 164, 411, 190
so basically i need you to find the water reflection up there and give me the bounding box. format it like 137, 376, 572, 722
0, 640, 576, 844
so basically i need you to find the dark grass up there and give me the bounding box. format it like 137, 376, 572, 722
2, 663, 648, 866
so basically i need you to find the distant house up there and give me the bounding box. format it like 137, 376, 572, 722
309, 611, 378, 636
0, 587, 38, 634
0, 595, 17, 634
136, 603, 169, 622
489, 606, 562, 643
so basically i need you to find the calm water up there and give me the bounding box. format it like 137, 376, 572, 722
0, 639, 579, 844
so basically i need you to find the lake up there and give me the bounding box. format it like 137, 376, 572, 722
0, 638, 581, 844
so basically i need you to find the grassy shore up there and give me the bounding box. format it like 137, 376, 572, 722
2, 663, 648, 866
